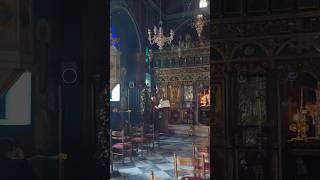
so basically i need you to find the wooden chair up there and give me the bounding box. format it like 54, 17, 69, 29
145, 123, 160, 149
130, 123, 148, 156
173, 153, 205, 180
110, 129, 132, 164
192, 143, 210, 179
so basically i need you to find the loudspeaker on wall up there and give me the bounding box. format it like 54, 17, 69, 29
61, 62, 78, 84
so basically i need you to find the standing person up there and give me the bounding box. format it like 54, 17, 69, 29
151, 96, 159, 129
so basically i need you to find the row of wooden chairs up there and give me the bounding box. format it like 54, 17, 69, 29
149, 143, 210, 180
110, 123, 160, 165
173, 152, 206, 180
174, 143, 210, 180
192, 142, 210, 179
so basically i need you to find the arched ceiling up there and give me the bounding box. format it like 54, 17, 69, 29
110, 9, 141, 53
147, 0, 209, 21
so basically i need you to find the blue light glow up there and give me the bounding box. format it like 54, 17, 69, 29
110, 25, 119, 48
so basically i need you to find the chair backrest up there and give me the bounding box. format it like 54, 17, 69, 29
192, 143, 209, 159
173, 153, 205, 180
145, 123, 157, 135
130, 123, 144, 137
111, 129, 124, 144
192, 143, 209, 179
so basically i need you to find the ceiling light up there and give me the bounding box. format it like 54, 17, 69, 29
147, 0, 174, 50
194, 14, 205, 37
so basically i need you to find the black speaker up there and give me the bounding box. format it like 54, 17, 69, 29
61, 62, 78, 84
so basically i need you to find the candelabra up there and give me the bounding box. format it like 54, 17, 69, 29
289, 88, 308, 141
148, 21, 174, 50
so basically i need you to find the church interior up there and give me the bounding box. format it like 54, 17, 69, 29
1, 0, 320, 180
110, 0, 210, 179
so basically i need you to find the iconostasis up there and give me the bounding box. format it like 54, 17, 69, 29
154, 39, 210, 125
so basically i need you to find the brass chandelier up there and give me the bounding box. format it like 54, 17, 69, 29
194, 14, 205, 37
148, 0, 174, 50
194, 0, 208, 37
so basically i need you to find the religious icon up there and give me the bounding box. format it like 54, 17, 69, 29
199, 88, 210, 107
160, 85, 167, 99
169, 84, 181, 107
287, 83, 320, 141
184, 85, 193, 101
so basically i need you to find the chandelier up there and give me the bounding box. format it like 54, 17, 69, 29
148, 0, 174, 50
194, 14, 205, 37
194, 0, 208, 37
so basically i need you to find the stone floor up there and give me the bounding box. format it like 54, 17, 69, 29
110, 135, 203, 180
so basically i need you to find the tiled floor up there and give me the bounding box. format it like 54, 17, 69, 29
111, 135, 198, 180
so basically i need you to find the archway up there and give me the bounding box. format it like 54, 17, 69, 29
110, 5, 143, 123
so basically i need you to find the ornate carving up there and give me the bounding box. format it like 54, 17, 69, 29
227, 41, 241, 59
212, 16, 320, 38
232, 62, 269, 74
156, 66, 209, 82
256, 38, 290, 56
237, 75, 267, 126
212, 41, 227, 58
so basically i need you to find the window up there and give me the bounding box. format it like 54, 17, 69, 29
110, 84, 120, 102
0, 72, 31, 125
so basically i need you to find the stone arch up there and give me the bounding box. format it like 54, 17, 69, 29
275, 38, 319, 57
110, 1, 142, 53
301, 70, 318, 81
211, 48, 224, 61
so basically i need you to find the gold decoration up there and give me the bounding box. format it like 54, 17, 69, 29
148, 0, 174, 50
194, 14, 205, 37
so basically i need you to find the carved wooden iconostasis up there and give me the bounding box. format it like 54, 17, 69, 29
211, 28, 320, 179
154, 39, 210, 126
280, 71, 320, 142
278, 63, 320, 180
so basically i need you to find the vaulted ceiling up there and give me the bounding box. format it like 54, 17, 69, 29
149, 0, 320, 19
151, 0, 200, 14
147, 0, 209, 21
